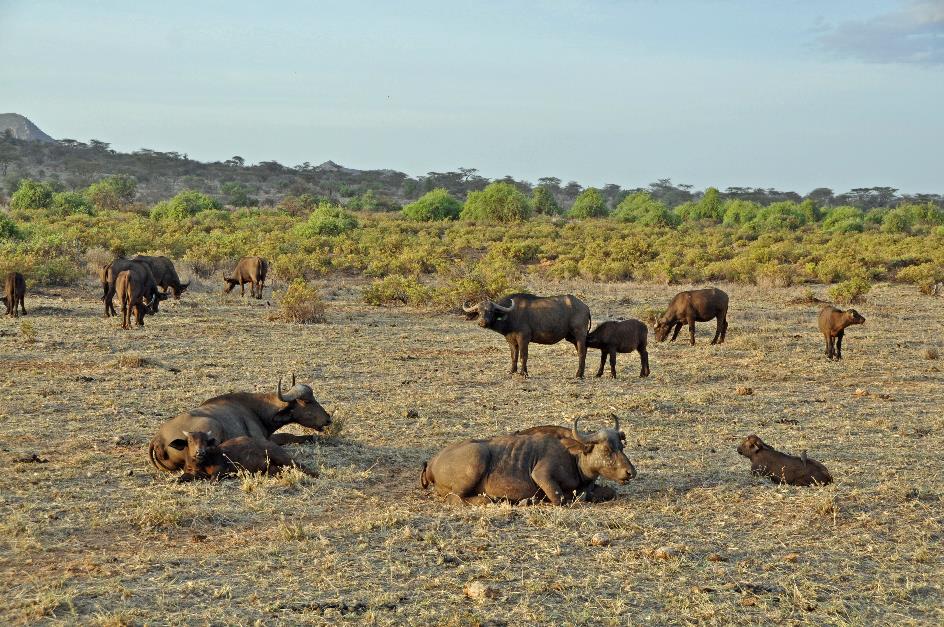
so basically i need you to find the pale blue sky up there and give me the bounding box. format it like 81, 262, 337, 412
2, 0, 942, 193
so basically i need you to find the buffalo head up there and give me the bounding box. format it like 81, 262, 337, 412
276, 374, 332, 431
844, 309, 865, 327
653, 316, 673, 342
182, 430, 218, 463
173, 281, 191, 299
462, 298, 515, 329
147, 291, 170, 314
563, 416, 636, 483
736, 434, 768, 458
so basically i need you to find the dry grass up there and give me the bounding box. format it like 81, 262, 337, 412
0, 280, 942, 625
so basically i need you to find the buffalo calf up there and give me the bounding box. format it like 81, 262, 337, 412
586, 319, 650, 378
3, 272, 26, 318
736, 434, 832, 486
654, 287, 729, 345
177, 430, 318, 482
224, 256, 268, 299
115, 270, 163, 329
818, 305, 865, 360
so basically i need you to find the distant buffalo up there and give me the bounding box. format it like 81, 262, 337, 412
149, 375, 331, 472
737, 434, 832, 486
818, 305, 865, 360
115, 269, 162, 329
3, 272, 26, 318
101, 259, 164, 318
586, 319, 650, 378
224, 256, 268, 299
463, 293, 592, 377
654, 287, 729, 345
133, 255, 190, 299
421, 417, 635, 505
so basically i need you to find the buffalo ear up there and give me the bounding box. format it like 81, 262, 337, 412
560, 437, 592, 455
168, 438, 188, 451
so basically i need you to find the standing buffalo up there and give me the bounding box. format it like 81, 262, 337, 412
654, 287, 729, 345
586, 319, 650, 378
462, 293, 592, 377
3, 272, 26, 318
148, 375, 332, 472
132, 255, 190, 299
115, 269, 159, 329
101, 259, 164, 317
224, 256, 268, 298
421, 417, 635, 505
818, 305, 865, 360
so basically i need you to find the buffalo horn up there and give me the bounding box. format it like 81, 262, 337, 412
278, 377, 287, 402
611, 413, 621, 432
461, 301, 479, 313
492, 298, 514, 312
571, 417, 586, 444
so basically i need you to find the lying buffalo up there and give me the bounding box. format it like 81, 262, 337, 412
178, 430, 318, 482
586, 319, 650, 378
737, 434, 833, 486
115, 269, 160, 329
654, 287, 729, 345
101, 259, 164, 318
462, 293, 592, 377
3, 272, 26, 318
149, 375, 332, 472
421, 417, 635, 505
133, 255, 190, 299
224, 256, 268, 299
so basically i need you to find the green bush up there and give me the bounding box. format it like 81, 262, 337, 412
10, 179, 53, 210
828, 277, 871, 304
0, 212, 21, 239
273, 280, 327, 323
402, 188, 462, 221
461, 182, 532, 222
613, 192, 677, 227
51, 191, 94, 215
531, 186, 562, 215
896, 262, 944, 294
362, 274, 433, 306
822, 206, 864, 233
676, 187, 723, 223
85, 175, 137, 211
297, 204, 360, 236
567, 188, 608, 218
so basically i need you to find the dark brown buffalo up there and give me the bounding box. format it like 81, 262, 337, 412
132, 255, 190, 298
224, 256, 268, 298
176, 431, 318, 482
818, 305, 865, 360
654, 287, 729, 345
586, 319, 650, 378
3, 272, 26, 318
149, 375, 332, 472
115, 269, 158, 329
737, 434, 833, 486
101, 259, 164, 317
421, 417, 636, 505
462, 293, 592, 377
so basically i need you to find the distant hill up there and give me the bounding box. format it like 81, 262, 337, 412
0, 113, 55, 143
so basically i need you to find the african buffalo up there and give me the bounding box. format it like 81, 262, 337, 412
3, 272, 26, 318
149, 375, 332, 472
737, 434, 833, 486
224, 256, 268, 299
818, 305, 865, 360
101, 259, 164, 317
177, 431, 319, 482
462, 293, 592, 377
115, 269, 159, 329
132, 255, 190, 299
586, 319, 650, 378
421, 417, 636, 505
654, 287, 729, 345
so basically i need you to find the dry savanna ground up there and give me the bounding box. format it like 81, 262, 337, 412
0, 278, 942, 625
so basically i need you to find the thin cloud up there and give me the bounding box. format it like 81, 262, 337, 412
818, 1, 944, 66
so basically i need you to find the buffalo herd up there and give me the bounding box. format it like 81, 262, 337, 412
3, 255, 857, 501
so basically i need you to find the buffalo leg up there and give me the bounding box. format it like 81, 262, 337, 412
596, 351, 607, 377
519, 340, 530, 377
670, 322, 682, 342
639, 349, 650, 377
719, 314, 728, 343
826, 336, 835, 359
689, 320, 697, 346
19, 295, 26, 316
711, 316, 723, 344
608, 350, 617, 378
531, 464, 565, 505
120, 301, 129, 329
508, 340, 519, 374
836, 330, 844, 360
575, 337, 587, 378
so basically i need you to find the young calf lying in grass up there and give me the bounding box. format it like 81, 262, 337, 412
177, 430, 318, 482
736, 434, 832, 486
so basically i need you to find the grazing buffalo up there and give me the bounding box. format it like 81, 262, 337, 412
3, 272, 26, 318
737, 434, 833, 486
115, 269, 159, 329
462, 293, 592, 377
818, 305, 865, 360
224, 256, 268, 298
654, 287, 729, 345
421, 417, 636, 505
177, 431, 318, 482
132, 255, 190, 299
149, 375, 332, 472
586, 319, 650, 378
101, 259, 164, 317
